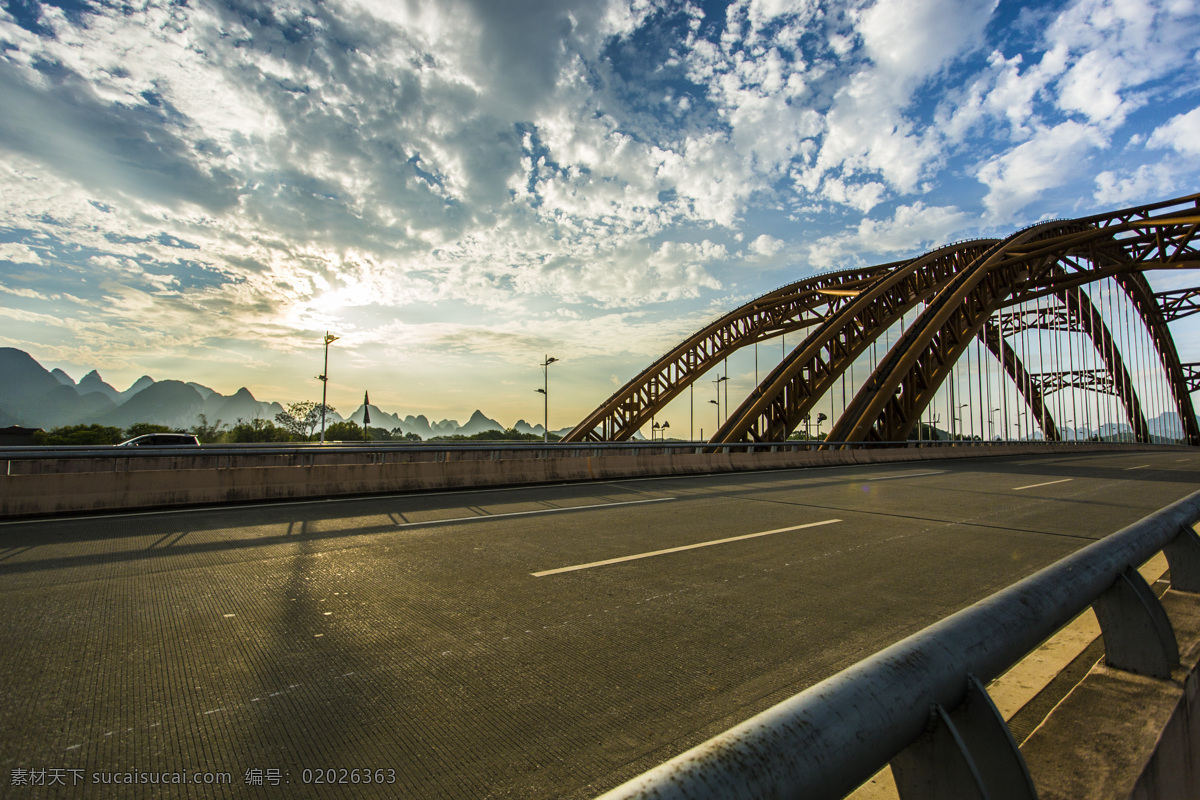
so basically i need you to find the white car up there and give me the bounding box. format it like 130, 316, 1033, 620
117, 433, 201, 447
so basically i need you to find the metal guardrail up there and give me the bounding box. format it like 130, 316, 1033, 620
596, 489, 1200, 800
0, 438, 1164, 462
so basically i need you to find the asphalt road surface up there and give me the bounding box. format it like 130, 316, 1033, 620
1, 450, 1197, 798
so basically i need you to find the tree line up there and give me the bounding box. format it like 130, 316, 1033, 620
31, 401, 560, 444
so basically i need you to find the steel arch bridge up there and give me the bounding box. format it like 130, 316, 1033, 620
564, 193, 1200, 447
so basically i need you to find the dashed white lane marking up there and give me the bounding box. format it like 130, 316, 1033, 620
532, 519, 842, 577
864, 470, 946, 481
1124, 464, 1151, 471
397, 496, 674, 528
1013, 478, 1074, 491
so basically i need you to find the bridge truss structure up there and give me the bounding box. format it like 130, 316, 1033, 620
564, 193, 1200, 447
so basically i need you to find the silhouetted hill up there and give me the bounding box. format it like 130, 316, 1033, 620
458, 410, 504, 436
77, 370, 121, 402
188, 382, 216, 399
205, 387, 272, 423
96, 380, 205, 429
2, 348, 578, 440
403, 415, 434, 438
347, 404, 404, 430
0, 347, 64, 408
513, 419, 546, 436
120, 376, 156, 401
0, 349, 115, 427
79, 388, 118, 414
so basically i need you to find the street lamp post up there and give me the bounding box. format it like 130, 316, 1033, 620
988, 407, 1000, 440
955, 403, 968, 441
317, 331, 339, 444
708, 399, 719, 432
537, 355, 558, 443
712, 375, 728, 426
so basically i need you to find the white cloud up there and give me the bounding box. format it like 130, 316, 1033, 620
938, 49, 1061, 143
0, 285, 49, 300
1046, 0, 1197, 128
750, 234, 784, 256
1148, 106, 1200, 157
806, 202, 973, 269
977, 121, 1109, 219
1094, 162, 1180, 205
820, 177, 887, 213
0, 242, 43, 264
790, 0, 999, 203
856, 0, 998, 84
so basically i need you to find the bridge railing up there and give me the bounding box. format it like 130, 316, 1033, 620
595, 489, 1200, 800
0, 436, 1165, 465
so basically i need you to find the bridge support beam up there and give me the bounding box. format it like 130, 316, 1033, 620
892, 675, 1037, 800
1093, 567, 1180, 679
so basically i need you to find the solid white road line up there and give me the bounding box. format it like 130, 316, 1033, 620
397, 497, 674, 528
1012, 478, 1074, 491
532, 518, 841, 577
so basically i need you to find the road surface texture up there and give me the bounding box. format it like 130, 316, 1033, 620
1, 450, 1196, 798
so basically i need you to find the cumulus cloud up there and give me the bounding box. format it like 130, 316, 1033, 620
0, 242, 43, 264
1094, 162, 1180, 205
856, 0, 998, 84
1047, 0, 1192, 129
951, 0, 1200, 214
1148, 107, 1200, 157
750, 234, 784, 256
977, 121, 1109, 219
806, 202, 972, 269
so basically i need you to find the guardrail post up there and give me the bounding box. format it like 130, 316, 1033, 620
1163, 525, 1200, 593
891, 675, 1037, 800
1092, 566, 1179, 679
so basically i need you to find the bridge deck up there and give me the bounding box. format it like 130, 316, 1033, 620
0, 452, 1195, 798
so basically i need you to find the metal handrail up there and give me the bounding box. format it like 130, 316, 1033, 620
596, 489, 1200, 800
0, 438, 1162, 462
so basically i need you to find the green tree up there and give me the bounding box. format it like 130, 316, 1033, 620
124, 422, 174, 440
427, 428, 559, 443
324, 420, 365, 441
363, 426, 420, 442
191, 414, 227, 443
227, 418, 294, 442
274, 402, 333, 439
33, 424, 124, 445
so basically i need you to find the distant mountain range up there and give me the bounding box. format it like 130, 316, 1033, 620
5, 347, 1192, 443
0, 347, 568, 440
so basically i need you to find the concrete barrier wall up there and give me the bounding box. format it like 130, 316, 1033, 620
0, 442, 1166, 518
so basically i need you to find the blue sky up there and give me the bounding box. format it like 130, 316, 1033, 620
1, 0, 1199, 431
